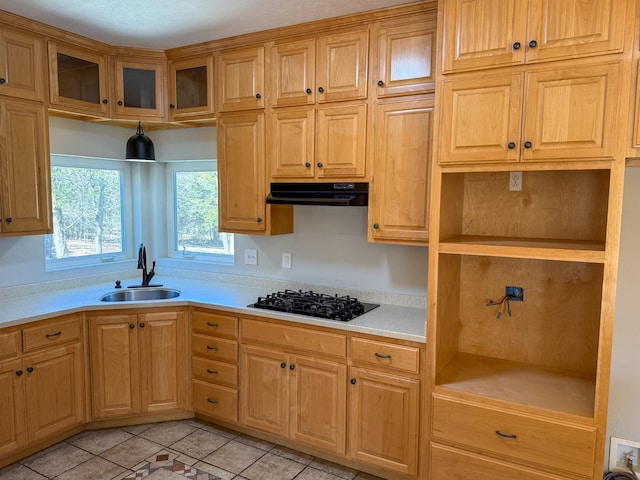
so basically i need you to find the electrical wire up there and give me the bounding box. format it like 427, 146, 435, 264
604, 463, 639, 480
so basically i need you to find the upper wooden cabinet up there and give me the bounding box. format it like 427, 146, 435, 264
439, 61, 621, 164
374, 17, 436, 97
113, 55, 167, 120
271, 29, 368, 107
48, 42, 110, 117
0, 28, 45, 102
0, 98, 51, 235
442, 0, 626, 73
217, 46, 264, 112
168, 54, 215, 120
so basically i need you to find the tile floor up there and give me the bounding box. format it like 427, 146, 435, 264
0, 419, 384, 480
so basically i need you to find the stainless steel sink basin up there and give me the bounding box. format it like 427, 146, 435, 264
99, 287, 181, 302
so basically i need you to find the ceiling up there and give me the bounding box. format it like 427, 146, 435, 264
0, 0, 419, 50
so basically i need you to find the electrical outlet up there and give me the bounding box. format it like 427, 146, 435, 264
244, 249, 257, 266
506, 286, 524, 301
509, 171, 523, 191
610, 437, 640, 473
282, 252, 292, 269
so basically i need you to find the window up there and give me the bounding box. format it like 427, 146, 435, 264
45, 154, 132, 269
167, 161, 234, 263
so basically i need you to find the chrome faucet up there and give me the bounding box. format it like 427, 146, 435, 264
137, 243, 156, 286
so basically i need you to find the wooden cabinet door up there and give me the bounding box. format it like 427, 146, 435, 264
24, 344, 84, 443
168, 55, 215, 119
348, 367, 420, 476
316, 103, 367, 178
48, 42, 110, 117
521, 61, 620, 162
376, 19, 435, 97
0, 359, 25, 457
217, 46, 264, 112
289, 355, 347, 456
0, 99, 51, 235
138, 311, 186, 413
369, 97, 433, 245
271, 39, 316, 107
317, 30, 368, 103
113, 57, 166, 120
439, 72, 523, 165
217, 112, 266, 233
270, 106, 315, 179
442, 0, 527, 73
240, 345, 288, 437
89, 314, 140, 419
0, 29, 44, 101
526, 0, 625, 64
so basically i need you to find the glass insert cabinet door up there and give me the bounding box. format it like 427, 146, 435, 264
114, 57, 166, 120
168, 55, 214, 118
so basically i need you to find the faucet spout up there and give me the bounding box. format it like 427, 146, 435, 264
137, 243, 148, 286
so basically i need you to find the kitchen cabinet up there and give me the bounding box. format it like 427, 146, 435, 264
168, 54, 215, 120
47, 41, 110, 117
191, 309, 238, 424
216, 46, 264, 112
368, 95, 433, 246
439, 61, 621, 165
0, 27, 45, 102
113, 55, 167, 120
442, 0, 626, 74
0, 98, 51, 236
89, 309, 187, 419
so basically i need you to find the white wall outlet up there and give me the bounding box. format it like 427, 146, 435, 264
244, 249, 257, 266
509, 171, 523, 191
609, 437, 640, 473
282, 252, 292, 269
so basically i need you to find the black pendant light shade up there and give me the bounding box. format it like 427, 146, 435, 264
126, 121, 155, 160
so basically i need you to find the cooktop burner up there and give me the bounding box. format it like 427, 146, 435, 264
249, 289, 379, 322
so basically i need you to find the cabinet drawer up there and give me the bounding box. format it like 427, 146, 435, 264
241, 318, 346, 358
192, 310, 238, 339
192, 334, 237, 362
430, 443, 568, 480
431, 394, 596, 476
350, 337, 420, 374
192, 356, 237, 388
22, 316, 81, 353
0, 330, 20, 359
193, 380, 237, 423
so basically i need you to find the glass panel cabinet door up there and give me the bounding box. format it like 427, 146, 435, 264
114, 57, 166, 120
168, 55, 214, 119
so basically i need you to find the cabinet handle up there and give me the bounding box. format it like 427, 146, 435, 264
289, 364, 295, 371
102, 99, 108, 104
528, 40, 537, 48
524, 141, 533, 149
129, 323, 135, 329
207, 398, 219, 404
256, 217, 262, 223
495, 430, 517, 439
207, 322, 219, 327
206, 369, 219, 375
207, 345, 218, 351
139, 322, 145, 328
280, 362, 286, 368
26, 367, 34, 373
255, 93, 261, 99
318, 86, 324, 93
373, 223, 379, 229
350, 378, 356, 385
6, 217, 12, 223
374, 352, 392, 359
306, 88, 312, 94
15, 370, 22, 376
317, 162, 323, 168
0, 78, 5, 84
117, 100, 123, 106
513, 42, 521, 50
46, 331, 62, 338
377, 80, 384, 87
169, 103, 175, 108
507, 142, 516, 150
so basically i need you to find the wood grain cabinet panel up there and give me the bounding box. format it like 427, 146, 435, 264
217, 46, 264, 112
0, 28, 45, 101
271, 39, 316, 107
0, 358, 25, 458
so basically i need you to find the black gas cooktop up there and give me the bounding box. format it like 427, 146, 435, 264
249, 289, 379, 322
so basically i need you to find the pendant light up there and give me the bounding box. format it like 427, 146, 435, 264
126, 121, 155, 161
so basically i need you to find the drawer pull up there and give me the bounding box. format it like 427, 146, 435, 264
207, 322, 219, 327
207, 345, 218, 351
207, 398, 219, 404
374, 352, 392, 359
495, 430, 517, 439
206, 369, 219, 375
46, 331, 62, 338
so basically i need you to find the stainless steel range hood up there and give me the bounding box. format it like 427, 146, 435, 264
266, 182, 368, 206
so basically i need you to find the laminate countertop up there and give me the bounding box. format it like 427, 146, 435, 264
0, 274, 427, 343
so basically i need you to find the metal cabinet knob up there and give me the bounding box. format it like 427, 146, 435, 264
373, 223, 379, 229
528, 40, 537, 48
102, 99, 108, 104
350, 378, 356, 385
524, 141, 533, 149
129, 323, 135, 329
377, 80, 384, 87
280, 362, 286, 368
118, 100, 123, 106
255, 93, 261, 99
306, 88, 312, 94
0, 78, 6, 84
139, 322, 145, 328
15, 370, 22, 376
318, 86, 324, 93
305, 162, 311, 168
289, 364, 295, 370
513, 42, 521, 50
26, 367, 34, 373
256, 217, 263, 223
169, 103, 175, 108
317, 162, 323, 168
6, 217, 12, 223
507, 142, 516, 149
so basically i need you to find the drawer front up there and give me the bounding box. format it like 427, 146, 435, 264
430, 443, 568, 480
0, 330, 20, 359
192, 310, 238, 339
431, 394, 596, 476
192, 356, 237, 388
241, 318, 346, 358
22, 316, 82, 353
193, 380, 237, 423
350, 337, 420, 374
192, 334, 238, 362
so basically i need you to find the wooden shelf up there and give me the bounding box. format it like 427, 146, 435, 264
435, 353, 595, 419
439, 235, 606, 263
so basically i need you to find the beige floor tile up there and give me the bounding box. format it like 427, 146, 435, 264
22, 442, 93, 478
101, 436, 164, 468
308, 458, 358, 479
239, 452, 305, 480
295, 467, 344, 480
234, 434, 275, 451
193, 461, 236, 480
139, 420, 198, 446
69, 427, 133, 454
54, 456, 126, 480
140, 469, 185, 480
269, 445, 314, 465
203, 440, 266, 474
170, 428, 230, 459
201, 423, 240, 439
122, 422, 154, 435
0, 463, 47, 480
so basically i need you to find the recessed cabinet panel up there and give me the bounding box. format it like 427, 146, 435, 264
0, 29, 44, 101
217, 46, 264, 112
272, 39, 316, 107
270, 106, 315, 179
0, 359, 24, 457
317, 30, 368, 103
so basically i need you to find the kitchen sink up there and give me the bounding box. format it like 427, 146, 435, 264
99, 287, 181, 302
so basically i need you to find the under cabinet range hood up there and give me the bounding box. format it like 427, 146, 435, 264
266, 182, 369, 206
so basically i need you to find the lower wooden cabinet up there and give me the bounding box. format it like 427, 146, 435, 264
89, 310, 187, 419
